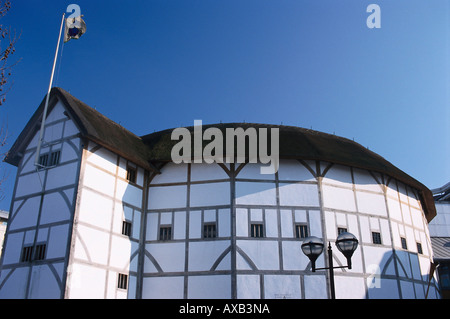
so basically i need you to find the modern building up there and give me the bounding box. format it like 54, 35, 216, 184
0, 88, 440, 298
429, 182, 450, 298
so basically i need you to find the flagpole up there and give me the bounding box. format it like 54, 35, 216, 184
35, 12, 66, 167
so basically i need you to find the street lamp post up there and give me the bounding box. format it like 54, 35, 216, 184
301, 232, 359, 299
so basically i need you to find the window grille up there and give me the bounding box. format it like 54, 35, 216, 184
38, 150, 61, 169
21, 246, 33, 262
372, 232, 382, 245
417, 242, 423, 254
295, 224, 308, 239
126, 166, 137, 184
250, 224, 264, 238
401, 237, 407, 250
122, 221, 132, 237
34, 244, 46, 260
159, 226, 172, 241
39, 154, 49, 168
49, 150, 61, 166
118, 273, 128, 290
203, 223, 217, 238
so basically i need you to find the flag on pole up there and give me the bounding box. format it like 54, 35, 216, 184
64, 15, 86, 43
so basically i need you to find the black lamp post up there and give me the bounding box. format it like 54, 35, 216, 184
301, 232, 359, 299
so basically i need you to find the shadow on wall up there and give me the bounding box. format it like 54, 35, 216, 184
364, 249, 439, 299
117, 164, 146, 299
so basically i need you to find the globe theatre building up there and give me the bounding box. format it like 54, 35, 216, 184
0, 88, 439, 298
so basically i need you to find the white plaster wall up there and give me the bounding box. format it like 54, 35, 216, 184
322, 184, 356, 212
277, 159, 315, 181
322, 164, 353, 187
0, 99, 83, 299
264, 275, 302, 299
303, 275, 327, 299
188, 241, 231, 271
190, 182, 230, 207
237, 163, 275, 180
68, 263, 107, 298
236, 182, 276, 205
237, 240, 279, 270
0, 267, 29, 298
142, 276, 184, 299
151, 163, 188, 184
77, 188, 113, 231
145, 242, 185, 273
188, 275, 231, 298
28, 264, 63, 299
67, 143, 146, 299
278, 183, 319, 207
237, 275, 260, 298
355, 191, 387, 216
148, 185, 187, 209
191, 163, 229, 181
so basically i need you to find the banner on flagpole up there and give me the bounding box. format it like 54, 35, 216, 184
64, 15, 86, 43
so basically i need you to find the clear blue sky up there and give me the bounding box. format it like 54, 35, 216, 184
0, 0, 449, 211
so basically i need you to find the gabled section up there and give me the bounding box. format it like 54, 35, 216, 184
5, 87, 159, 173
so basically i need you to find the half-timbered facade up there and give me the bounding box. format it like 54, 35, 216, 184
0, 88, 440, 298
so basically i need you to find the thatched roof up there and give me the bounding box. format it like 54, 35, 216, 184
5, 88, 436, 222
142, 123, 436, 222
5, 87, 157, 172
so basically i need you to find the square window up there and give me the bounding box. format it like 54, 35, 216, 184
126, 166, 137, 184
417, 242, 423, 254
295, 224, 308, 239
21, 246, 33, 262
122, 221, 132, 237
159, 226, 172, 241
49, 150, 61, 166
34, 243, 46, 261
372, 232, 382, 245
203, 223, 217, 238
250, 224, 264, 238
118, 273, 128, 290
38, 154, 48, 169
401, 237, 407, 250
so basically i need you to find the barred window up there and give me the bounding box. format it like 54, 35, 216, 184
38, 150, 61, 169
38, 154, 49, 168
203, 223, 217, 238
295, 224, 308, 239
126, 166, 137, 184
34, 244, 46, 261
159, 226, 172, 241
49, 150, 61, 166
417, 242, 423, 254
372, 232, 382, 245
118, 273, 128, 290
401, 237, 407, 250
122, 221, 132, 237
250, 223, 264, 238
21, 244, 47, 262
21, 246, 33, 262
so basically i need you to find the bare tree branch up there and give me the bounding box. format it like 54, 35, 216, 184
0, 0, 19, 202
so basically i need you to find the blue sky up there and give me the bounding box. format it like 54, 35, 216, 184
0, 0, 449, 211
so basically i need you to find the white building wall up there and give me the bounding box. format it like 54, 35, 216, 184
0, 100, 82, 299
1, 110, 439, 300
142, 159, 439, 299
144, 162, 232, 299
64, 141, 145, 299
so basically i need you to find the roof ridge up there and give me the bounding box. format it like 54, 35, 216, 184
53, 87, 145, 141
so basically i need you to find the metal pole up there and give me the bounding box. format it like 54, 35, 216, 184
35, 13, 65, 167
328, 242, 336, 299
